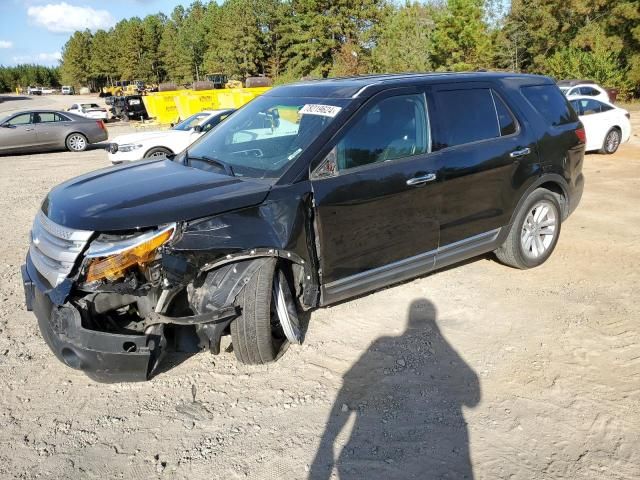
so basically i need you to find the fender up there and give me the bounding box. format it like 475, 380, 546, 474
507, 173, 570, 228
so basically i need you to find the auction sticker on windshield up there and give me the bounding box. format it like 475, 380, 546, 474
299, 104, 342, 117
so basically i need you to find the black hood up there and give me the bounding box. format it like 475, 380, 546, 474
41, 159, 271, 231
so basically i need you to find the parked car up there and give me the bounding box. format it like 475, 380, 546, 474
105, 95, 149, 121
61, 86, 74, 95
21, 73, 585, 381
27, 86, 42, 96
68, 103, 109, 121
0, 110, 107, 154
41, 87, 54, 95
108, 109, 235, 163
558, 80, 610, 103
568, 96, 631, 154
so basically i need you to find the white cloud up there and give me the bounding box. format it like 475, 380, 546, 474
12, 51, 62, 64
27, 2, 115, 33
0, 40, 13, 49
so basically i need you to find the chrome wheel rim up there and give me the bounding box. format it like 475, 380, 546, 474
149, 150, 167, 158
68, 134, 86, 151
521, 200, 557, 259
606, 130, 620, 153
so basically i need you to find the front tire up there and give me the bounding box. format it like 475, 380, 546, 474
495, 188, 562, 269
144, 147, 172, 159
231, 258, 286, 364
600, 128, 621, 154
66, 133, 88, 152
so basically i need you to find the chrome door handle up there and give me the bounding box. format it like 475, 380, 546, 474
510, 147, 531, 158
25, 128, 35, 131
406, 173, 436, 186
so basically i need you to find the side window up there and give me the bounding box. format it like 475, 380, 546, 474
433, 88, 499, 150
202, 113, 231, 132
600, 103, 614, 112
521, 85, 578, 126
35, 112, 57, 123
6, 113, 32, 126
581, 99, 601, 115
492, 91, 517, 136
570, 100, 582, 115
55, 113, 70, 122
581, 86, 598, 96
568, 88, 578, 96
336, 93, 429, 170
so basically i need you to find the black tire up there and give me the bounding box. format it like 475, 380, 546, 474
231, 258, 283, 365
495, 188, 562, 269
600, 127, 621, 154
144, 147, 172, 159
65, 132, 88, 152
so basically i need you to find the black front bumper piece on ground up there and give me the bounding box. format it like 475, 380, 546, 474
22, 258, 165, 382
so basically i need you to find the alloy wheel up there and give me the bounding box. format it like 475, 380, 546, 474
68, 134, 86, 151
605, 130, 620, 153
521, 200, 557, 259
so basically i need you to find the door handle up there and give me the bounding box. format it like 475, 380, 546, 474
406, 173, 436, 186
510, 147, 531, 158
25, 128, 35, 132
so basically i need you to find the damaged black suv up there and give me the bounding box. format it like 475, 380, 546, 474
22, 73, 585, 381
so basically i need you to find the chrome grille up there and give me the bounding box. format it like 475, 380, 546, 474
29, 211, 93, 287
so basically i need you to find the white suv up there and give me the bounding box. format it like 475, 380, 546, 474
558, 81, 610, 103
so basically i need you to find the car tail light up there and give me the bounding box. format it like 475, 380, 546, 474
575, 127, 586, 144
96, 120, 105, 130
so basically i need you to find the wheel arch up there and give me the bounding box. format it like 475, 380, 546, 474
509, 175, 570, 226
143, 145, 173, 158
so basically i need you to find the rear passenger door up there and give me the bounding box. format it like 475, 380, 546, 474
429, 84, 537, 249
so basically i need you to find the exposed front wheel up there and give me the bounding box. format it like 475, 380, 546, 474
495, 188, 562, 269
66, 133, 88, 152
600, 128, 621, 154
231, 258, 300, 365
144, 147, 172, 159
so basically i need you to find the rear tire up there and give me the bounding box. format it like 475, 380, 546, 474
66, 133, 88, 152
495, 188, 562, 269
600, 128, 621, 154
144, 147, 172, 159
231, 258, 284, 364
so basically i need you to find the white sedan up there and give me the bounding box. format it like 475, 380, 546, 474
569, 97, 631, 154
68, 103, 109, 121
108, 109, 235, 164
559, 82, 610, 103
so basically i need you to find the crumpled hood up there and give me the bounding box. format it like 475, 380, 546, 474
111, 129, 190, 145
41, 159, 271, 231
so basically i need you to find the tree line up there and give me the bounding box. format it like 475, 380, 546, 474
2, 0, 639, 97
0, 65, 60, 93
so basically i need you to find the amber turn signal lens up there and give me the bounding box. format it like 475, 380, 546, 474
85, 229, 173, 282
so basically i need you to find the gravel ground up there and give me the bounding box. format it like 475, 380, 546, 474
0, 94, 639, 479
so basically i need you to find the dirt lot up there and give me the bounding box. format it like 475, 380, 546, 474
0, 95, 639, 479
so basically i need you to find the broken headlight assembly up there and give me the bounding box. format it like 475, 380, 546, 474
83, 223, 176, 284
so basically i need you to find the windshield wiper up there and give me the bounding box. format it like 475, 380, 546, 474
185, 150, 235, 177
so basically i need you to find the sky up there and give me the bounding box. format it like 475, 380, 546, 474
0, 0, 190, 66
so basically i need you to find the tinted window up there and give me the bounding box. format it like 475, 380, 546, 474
6, 113, 31, 125
579, 86, 598, 96
202, 112, 231, 132
580, 99, 602, 115
56, 113, 70, 122
521, 85, 577, 126
570, 100, 582, 115
433, 89, 499, 149
337, 94, 429, 170
600, 103, 614, 112
493, 92, 517, 136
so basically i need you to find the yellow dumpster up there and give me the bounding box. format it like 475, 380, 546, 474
142, 90, 183, 124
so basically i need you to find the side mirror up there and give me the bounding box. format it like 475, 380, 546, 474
170, 122, 175, 128
193, 125, 203, 133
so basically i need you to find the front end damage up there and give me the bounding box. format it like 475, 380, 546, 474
22, 188, 318, 382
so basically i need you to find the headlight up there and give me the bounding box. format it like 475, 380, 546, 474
84, 224, 175, 282
118, 143, 143, 153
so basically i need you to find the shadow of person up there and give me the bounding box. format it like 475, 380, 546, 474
309, 299, 480, 480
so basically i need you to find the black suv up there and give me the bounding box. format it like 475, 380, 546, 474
22, 73, 584, 381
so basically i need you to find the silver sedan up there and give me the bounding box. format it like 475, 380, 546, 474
0, 110, 108, 154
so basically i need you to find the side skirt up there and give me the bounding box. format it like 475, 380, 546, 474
321, 228, 503, 306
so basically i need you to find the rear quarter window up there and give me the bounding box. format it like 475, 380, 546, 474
521, 85, 578, 127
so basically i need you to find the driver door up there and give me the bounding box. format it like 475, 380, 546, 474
0, 113, 36, 153
311, 89, 441, 304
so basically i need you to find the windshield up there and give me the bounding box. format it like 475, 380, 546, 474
184, 95, 348, 179
173, 112, 211, 131
81, 103, 100, 109
559, 87, 569, 95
